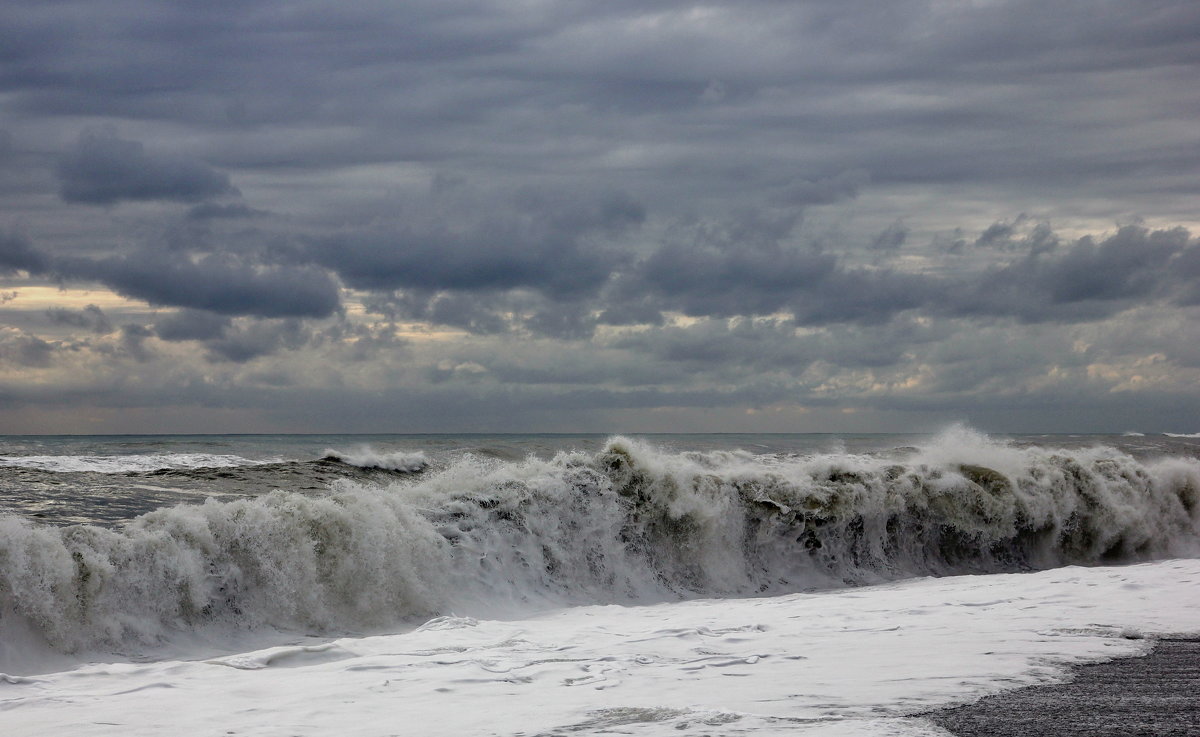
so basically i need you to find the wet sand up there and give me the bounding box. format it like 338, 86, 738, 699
924, 638, 1200, 736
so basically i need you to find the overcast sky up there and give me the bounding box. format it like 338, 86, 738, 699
1, 0, 1198, 433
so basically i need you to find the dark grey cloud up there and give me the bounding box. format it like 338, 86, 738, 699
45, 304, 111, 334
605, 316, 948, 382
523, 302, 598, 341
609, 319, 808, 374
0, 2, 1192, 222
870, 222, 908, 252
366, 289, 600, 339
773, 171, 868, 208
203, 319, 308, 363
0, 0, 1198, 431
5, 231, 341, 319
0, 230, 46, 274
426, 293, 510, 335
0, 329, 59, 368
154, 309, 232, 342
1173, 247, 1200, 306
596, 298, 666, 327
976, 219, 1021, 249
601, 205, 933, 327
607, 206, 835, 319
942, 225, 1199, 322
3, 0, 1187, 205
628, 240, 835, 318
186, 202, 265, 221
57, 129, 237, 205
318, 320, 409, 362
608, 221, 1199, 328
116, 323, 154, 362
308, 189, 642, 299
970, 217, 1058, 255
60, 252, 340, 318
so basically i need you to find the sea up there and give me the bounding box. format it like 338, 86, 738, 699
1, 429, 1198, 736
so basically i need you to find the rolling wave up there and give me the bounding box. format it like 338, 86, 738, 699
320, 448, 430, 473
1, 431, 1197, 658
0, 453, 278, 474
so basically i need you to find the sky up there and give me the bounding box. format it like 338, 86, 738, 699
0, 0, 1198, 434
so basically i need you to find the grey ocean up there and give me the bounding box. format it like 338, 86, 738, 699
1, 430, 1198, 657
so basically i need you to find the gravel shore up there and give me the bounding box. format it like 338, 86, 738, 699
923, 638, 1200, 736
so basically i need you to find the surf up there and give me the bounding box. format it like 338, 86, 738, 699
0, 431, 1197, 662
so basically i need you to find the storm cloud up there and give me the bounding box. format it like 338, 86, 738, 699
154, 309, 232, 342
0, 230, 46, 274
308, 189, 643, 299
0, 0, 1197, 432
61, 252, 341, 319
5, 234, 341, 320
57, 130, 237, 205
603, 221, 1200, 328
45, 304, 112, 334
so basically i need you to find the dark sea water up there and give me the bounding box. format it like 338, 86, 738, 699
7, 432, 917, 524
4, 431, 1198, 526
1, 429, 1198, 657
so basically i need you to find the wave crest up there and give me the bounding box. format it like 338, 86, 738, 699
0, 453, 276, 474
1, 433, 1197, 658
599, 434, 1199, 590
321, 448, 429, 472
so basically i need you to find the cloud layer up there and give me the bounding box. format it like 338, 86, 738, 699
0, 0, 1198, 432
58, 130, 237, 205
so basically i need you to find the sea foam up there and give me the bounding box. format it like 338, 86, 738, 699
0, 453, 276, 474
1, 432, 1197, 660
320, 447, 430, 472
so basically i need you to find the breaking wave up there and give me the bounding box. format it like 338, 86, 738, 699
2, 430, 1198, 659
321, 448, 430, 473
0, 453, 277, 474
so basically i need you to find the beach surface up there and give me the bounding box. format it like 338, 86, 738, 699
926, 638, 1200, 736
4, 563, 1199, 737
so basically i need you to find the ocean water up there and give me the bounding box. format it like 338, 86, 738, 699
1, 429, 1198, 735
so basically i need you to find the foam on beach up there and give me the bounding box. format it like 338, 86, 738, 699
2, 560, 1197, 736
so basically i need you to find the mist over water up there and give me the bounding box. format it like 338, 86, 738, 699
0, 429, 1197, 665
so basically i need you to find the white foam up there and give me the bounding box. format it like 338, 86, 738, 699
1, 432, 1197, 660
0, 453, 277, 474
322, 447, 429, 472
2, 559, 1197, 736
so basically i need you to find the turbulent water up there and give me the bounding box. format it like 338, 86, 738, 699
1, 429, 1197, 661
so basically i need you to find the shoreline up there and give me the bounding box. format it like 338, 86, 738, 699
920, 637, 1200, 736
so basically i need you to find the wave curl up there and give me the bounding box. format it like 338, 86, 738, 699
1, 431, 1197, 658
